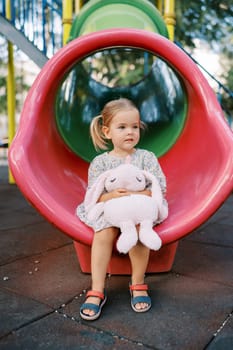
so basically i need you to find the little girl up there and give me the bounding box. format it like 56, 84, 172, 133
77, 98, 168, 321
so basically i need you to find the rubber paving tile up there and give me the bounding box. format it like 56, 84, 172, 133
0, 222, 71, 265
0, 288, 53, 338
60, 273, 233, 350
0, 312, 147, 350
173, 240, 233, 287
0, 166, 232, 349
0, 244, 90, 309
206, 315, 233, 350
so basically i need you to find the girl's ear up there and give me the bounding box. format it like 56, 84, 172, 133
84, 171, 110, 212
102, 125, 111, 140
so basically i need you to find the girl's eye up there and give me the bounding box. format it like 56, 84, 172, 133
133, 125, 139, 129
118, 126, 125, 129
110, 178, 116, 183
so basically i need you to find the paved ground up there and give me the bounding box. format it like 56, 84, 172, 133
0, 163, 232, 349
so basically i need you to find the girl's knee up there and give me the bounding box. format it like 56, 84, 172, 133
95, 227, 119, 243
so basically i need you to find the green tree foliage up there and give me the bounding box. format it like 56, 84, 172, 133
174, 0, 233, 114
0, 47, 30, 116
1, 0, 232, 119
175, 1, 233, 49
0, 72, 7, 115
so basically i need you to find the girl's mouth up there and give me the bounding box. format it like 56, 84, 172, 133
125, 138, 133, 142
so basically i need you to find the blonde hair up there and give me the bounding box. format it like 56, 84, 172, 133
90, 98, 146, 151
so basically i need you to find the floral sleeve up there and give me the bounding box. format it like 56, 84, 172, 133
87, 155, 107, 189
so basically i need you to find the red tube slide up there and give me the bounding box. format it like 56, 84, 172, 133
9, 29, 233, 274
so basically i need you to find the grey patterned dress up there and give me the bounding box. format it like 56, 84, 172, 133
76, 149, 168, 232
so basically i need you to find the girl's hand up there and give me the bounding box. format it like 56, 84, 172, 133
125, 189, 152, 197
98, 189, 151, 202
98, 188, 130, 202
112, 188, 131, 198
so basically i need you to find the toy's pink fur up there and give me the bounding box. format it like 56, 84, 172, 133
84, 164, 168, 254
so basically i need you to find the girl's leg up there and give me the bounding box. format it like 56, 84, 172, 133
82, 227, 118, 317
128, 241, 150, 311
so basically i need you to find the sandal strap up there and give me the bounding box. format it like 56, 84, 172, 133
86, 290, 105, 300
130, 284, 148, 292
80, 303, 99, 313
131, 295, 151, 306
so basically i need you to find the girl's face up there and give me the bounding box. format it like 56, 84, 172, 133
103, 108, 141, 155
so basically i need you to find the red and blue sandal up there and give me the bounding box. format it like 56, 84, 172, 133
129, 284, 151, 313
80, 290, 107, 321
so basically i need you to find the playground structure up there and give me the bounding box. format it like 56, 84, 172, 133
2, 0, 233, 274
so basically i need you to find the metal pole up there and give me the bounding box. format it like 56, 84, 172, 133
156, 0, 163, 14
6, 0, 15, 184
164, 0, 176, 41
62, 0, 73, 45
74, 0, 83, 14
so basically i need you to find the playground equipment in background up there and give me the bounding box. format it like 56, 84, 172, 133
56, 0, 180, 163
56, 51, 187, 162
9, 29, 233, 274
68, 0, 168, 39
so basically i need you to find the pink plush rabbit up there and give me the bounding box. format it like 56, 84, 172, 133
84, 163, 168, 254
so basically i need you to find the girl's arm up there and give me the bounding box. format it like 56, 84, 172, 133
87, 156, 107, 188
98, 188, 152, 203
98, 188, 131, 202
124, 189, 152, 197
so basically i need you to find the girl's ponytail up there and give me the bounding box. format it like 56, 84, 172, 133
90, 115, 109, 151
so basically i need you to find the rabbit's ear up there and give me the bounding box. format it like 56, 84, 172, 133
142, 171, 162, 199
142, 169, 163, 202
84, 171, 110, 212
142, 170, 168, 221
